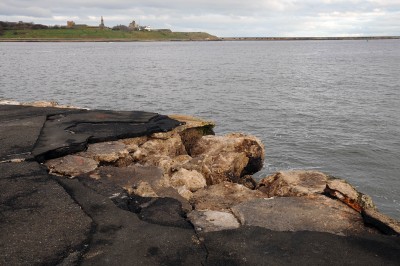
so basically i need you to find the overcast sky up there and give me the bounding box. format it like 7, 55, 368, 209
1, 0, 399, 37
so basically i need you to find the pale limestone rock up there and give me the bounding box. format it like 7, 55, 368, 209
83, 141, 129, 163
170, 168, 207, 192
134, 181, 158, 197
325, 178, 375, 212
45, 155, 98, 177
132, 133, 187, 162
144, 155, 192, 176
177, 186, 194, 201
177, 152, 249, 185
119, 136, 148, 152
187, 210, 240, 232
231, 197, 378, 236
190, 133, 264, 179
191, 182, 266, 211
257, 170, 329, 197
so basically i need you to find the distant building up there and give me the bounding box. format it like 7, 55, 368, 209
128, 20, 138, 30
139, 25, 151, 31
99, 16, 105, 29
66, 21, 75, 28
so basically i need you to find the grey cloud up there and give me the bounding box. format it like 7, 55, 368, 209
0, 0, 399, 36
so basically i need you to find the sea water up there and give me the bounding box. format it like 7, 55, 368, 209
1, 40, 399, 219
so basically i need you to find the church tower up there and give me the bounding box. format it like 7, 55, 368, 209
99, 16, 105, 29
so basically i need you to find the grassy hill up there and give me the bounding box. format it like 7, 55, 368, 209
0, 27, 219, 41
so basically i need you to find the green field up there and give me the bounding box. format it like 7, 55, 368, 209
0, 28, 219, 41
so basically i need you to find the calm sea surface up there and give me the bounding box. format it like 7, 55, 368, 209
1, 40, 399, 219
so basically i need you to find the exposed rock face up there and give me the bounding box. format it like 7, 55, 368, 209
257, 170, 329, 197
190, 182, 267, 211
325, 178, 375, 212
191, 133, 265, 176
231, 197, 378, 236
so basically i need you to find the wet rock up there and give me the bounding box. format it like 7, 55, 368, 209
362, 208, 400, 235
191, 182, 266, 211
231, 197, 378, 236
170, 168, 207, 192
257, 170, 329, 197
325, 178, 375, 212
45, 155, 98, 177
187, 210, 240, 232
81, 141, 130, 163
191, 133, 265, 175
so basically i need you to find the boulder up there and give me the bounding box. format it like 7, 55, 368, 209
324, 178, 375, 212
132, 133, 187, 162
178, 152, 249, 185
187, 210, 240, 232
257, 170, 329, 197
190, 182, 266, 211
45, 155, 98, 177
170, 168, 207, 192
190, 133, 264, 175
143, 154, 192, 176
231, 197, 378, 236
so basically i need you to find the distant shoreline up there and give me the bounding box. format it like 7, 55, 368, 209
1, 36, 399, 42
220, 36, 400, 41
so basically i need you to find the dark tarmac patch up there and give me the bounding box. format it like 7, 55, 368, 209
32, 109, 182, 162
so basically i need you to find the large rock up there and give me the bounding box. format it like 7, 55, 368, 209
191, 133, 265, 175
191, 182, 266, 211
132, 133, 187, 162
170, 168, 207, 192
187, 210, 240, 232
231, 197, 378, 236
257, 170, 330, 197
325, 178, 375, 212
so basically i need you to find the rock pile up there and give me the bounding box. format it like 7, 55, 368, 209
43, 115, 400, 236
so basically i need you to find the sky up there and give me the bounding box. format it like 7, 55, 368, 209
1, 0, 399, 37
